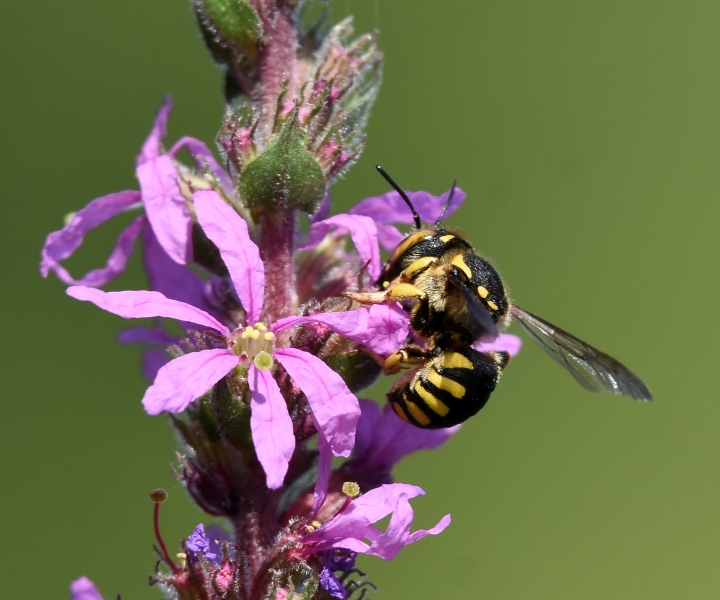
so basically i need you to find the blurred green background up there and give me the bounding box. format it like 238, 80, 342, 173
2, 0, 719, 597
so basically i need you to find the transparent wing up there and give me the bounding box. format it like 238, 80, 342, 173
446, 270, 499, 339
509, 305, 652, 401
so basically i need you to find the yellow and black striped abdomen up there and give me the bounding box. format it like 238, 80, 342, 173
388, 348, 503, 429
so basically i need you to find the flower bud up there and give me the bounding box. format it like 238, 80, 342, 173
193, 0, 263, 59
238, 109, 326, 214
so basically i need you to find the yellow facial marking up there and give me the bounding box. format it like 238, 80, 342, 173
389, 283, 427, 300
404, 256, 437, 277
391, 401, 412, 424
439, 234, 455, 243
477, 286, 489, 299
440, 352, 474, 370
403, 399, 432, 426
427, 369, 465, 399
451, 254, 473, 279
415, 381, 450, 416
487, 300, 499, 311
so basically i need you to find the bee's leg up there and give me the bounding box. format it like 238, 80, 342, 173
343, 281, 427, 305
383, 344, 428, 375
342, 289, 389, 304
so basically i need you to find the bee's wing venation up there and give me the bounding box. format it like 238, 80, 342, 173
509, 305, 652, 401
446, 270, 499, 339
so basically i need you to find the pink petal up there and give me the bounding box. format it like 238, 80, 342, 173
169, 136, 234, 192
274, 348, 360, 457
137, 155, 192, 264
472, 333, 522, 357
311, 433, 333, 516
193, 191, 265, 324
272, 304, 409, 357
406, 513, 452, 544
70, 576, 104, 600
376, 223, 405, 251
66, 287, 229, 335
249, 366, 295, 489
302, 214, 381, 280
142, 227, 209, 309
347, 483, 424, 524
349, 188, 466, 225
137, 96, 172, 165
365, 493, 413, 560
40, 190, 142, 285
142, 349, 238, 415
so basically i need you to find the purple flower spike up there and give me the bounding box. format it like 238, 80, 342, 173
302, 214, 381, 280
193, 190, 264, 324
319, 568, 347, 599
303, 483, 451, 561
70, 577, 104, 600
40, 191, 143, 286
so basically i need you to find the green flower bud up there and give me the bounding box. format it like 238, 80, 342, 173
238, 110, 326, 214
194, 0, 263, 59
212, 379, 253, 450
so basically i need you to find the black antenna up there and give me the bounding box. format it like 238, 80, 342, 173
435, 178, 457, 228
376, 165, 421, 229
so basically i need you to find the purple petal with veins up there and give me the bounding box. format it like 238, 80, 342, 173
302, 214, 381, 280
273, 304, 408, 357
142, 349, 238, 415
169, 136, 234, 192
473, 333, 522, 356
349, 187, 465, 226
66, 287, 229, 335
274, 348, 360, 457
137, 155, 192, 265
40, 190, 142, 284
193, 190, 265, 324
249, 366, 295, 489
137, 96, 172, 165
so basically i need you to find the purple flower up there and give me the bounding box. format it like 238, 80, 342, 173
318, 549, 357, 599
186, 523, 218, 561
319, 567, 347, 599
303, 483, 451, 561
347, 400, 461, 487
40, 96, 231, 286
349, 186, 466, 250
70, 577, 104, 600
66, 191, 408, 489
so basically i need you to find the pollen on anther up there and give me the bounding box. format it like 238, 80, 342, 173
255, 323, 267, 331
150, 488, 168, 503
264, 332, 275, 341
342, 481, 360, 498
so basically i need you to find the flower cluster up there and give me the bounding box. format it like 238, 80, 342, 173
49, 1, 521, 598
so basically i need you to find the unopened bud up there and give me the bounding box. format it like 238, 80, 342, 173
194, 0, 263, 58
238, 110, 326, 214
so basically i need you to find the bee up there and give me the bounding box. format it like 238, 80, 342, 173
346, 166, 651, 429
